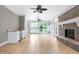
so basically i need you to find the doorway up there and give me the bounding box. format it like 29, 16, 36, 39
29, 20, 50, 34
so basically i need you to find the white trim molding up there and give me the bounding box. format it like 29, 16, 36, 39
58, 17, 79, 26
0, 41, 8, 47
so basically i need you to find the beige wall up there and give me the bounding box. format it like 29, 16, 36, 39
0, 6, 19, 43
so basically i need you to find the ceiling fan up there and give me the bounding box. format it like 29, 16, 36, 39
30, 5, 48, 13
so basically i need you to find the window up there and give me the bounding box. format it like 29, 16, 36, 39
29, 20, 49, 34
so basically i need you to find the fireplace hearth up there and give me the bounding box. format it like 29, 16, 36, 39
65, 29, 74, 39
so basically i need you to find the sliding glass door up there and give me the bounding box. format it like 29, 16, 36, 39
29, 20, 50, 34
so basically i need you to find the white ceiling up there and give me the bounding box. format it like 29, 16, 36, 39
4, 5, 75, 20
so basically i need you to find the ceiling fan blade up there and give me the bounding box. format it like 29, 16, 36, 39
33, 11, 37, 13
41, 8, 48, 11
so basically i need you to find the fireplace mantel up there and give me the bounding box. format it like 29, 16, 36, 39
58, 17, 79, 26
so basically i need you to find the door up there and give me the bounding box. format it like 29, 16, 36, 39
29, 20, 50, 34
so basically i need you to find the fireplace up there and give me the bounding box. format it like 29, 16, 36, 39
65, 29, 74, 39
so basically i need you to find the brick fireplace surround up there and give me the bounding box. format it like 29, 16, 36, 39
57, 5, 79, 52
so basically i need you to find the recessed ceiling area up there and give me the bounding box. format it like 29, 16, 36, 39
4, 5, 75, 20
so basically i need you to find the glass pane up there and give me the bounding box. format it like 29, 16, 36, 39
30, 21, 49, 34
30, 23, 38, 28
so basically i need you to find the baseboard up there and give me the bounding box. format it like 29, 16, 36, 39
0, 41, 8, 47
